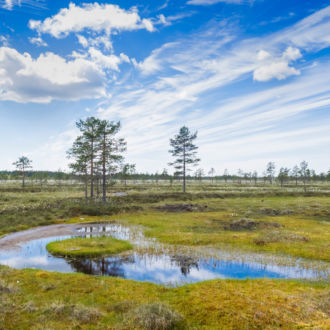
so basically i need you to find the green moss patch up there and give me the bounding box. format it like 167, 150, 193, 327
46, 236, 133, 257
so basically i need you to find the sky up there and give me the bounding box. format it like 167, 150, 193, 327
0, 0, 329, 175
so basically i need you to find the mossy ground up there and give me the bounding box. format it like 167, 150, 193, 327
93, 210, 329, 261
0, 265, 329, 329
47, 236, 133, 257
0, 182, 329, 328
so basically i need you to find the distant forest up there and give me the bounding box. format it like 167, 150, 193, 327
1, 167, 330, 183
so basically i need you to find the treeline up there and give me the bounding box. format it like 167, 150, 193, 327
2, 166, 330, 183
5, 119, 330, 196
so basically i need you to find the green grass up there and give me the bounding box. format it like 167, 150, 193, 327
0, 182, 329, 328
0, 265, 329, 329
47, 236, 133, 257
71, 210, 328, 262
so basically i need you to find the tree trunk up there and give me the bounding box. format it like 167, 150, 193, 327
183, 144, 186, 193
102, 134, 107, 203
22, 165, 25, 189
84, 172, 88, 200
96, 176, 100, 198
90, 139, 94, 198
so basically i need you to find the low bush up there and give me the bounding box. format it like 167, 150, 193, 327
123, 302, 185, 330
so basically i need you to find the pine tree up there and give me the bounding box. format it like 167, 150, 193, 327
278, 167, 289, 187
291, 165, 299, 186
208, 168, 215, 183
169, 126, 200, 193
13, 156, 32, 189
121, 163, 136, 187
266, 162, 275, 184
68, 136, 90, 199
76, 117, 101, 198
68, 117, 126, 201
97, 120, 126, 202
299, 160, 309, 192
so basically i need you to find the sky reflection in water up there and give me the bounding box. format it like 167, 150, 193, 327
0, 224, 324, 285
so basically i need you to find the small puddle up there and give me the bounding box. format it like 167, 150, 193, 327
0, 223, 328, 285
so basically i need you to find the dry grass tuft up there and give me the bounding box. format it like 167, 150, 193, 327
45, 301, 103, 323
124, 302, 185, 330
254, 230, 310, 246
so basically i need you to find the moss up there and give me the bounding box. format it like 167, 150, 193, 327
83, 211, 329, 261
47, 236, 133, 257
0, 265, 329, 329
1, 183, 330, 328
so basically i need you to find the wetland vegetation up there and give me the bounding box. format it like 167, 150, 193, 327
0, 180, 329, 328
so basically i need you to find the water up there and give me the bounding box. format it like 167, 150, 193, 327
0, 223, 326, 285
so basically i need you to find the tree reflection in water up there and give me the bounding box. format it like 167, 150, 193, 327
67, 253, 201, 279
68, 256, 135, 277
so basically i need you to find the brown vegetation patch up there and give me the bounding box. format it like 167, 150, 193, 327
224, 218, 282, 231
154, 203, 208, 212
44, 301, 102, 323
123, 302, 185, 330
260, 208, 293, 216
254, 230, 311, 246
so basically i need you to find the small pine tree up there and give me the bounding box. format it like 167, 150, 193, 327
13, 156, 32, 189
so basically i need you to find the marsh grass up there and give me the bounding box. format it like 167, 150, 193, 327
0, 265, 329, 329
254, 230, 310, 246
47, 236, 133, 257
0, 182, 330, 328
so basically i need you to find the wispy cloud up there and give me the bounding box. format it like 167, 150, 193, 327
95, 7, 330, 172
8, 4, 330, 172
0, 0, 46, 11
187, 0, 247, 5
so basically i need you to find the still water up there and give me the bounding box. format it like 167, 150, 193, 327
0, 223, 325, 285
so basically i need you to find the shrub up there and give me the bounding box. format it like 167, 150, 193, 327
45, 302, 102, 323
124, 302, 185, 330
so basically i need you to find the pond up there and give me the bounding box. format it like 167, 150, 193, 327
0, 223, 327, 285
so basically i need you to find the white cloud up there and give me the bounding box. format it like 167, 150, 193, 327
29, 36, 48, 47
187, 0, 244, 5
254, 61, 299, 82
283, 46, 302, 61
0, 47, 106, 103
28, 2, 154, 38
77, 34, 88, 48
253, 47, 302, 82
88, 47, 130, 71
1, 0, 13, 10
77, 34, 112, 50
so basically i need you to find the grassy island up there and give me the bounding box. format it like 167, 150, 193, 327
47, 236, 133, 257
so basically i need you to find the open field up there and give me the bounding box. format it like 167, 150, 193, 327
0, 182, 329, 329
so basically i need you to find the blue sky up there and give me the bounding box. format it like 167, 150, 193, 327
0, 0, 329, 175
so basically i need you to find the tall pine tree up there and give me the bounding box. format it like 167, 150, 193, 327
76, 117, 101, 198
68, 117, 126, 201
97, 120, 126, 202
169, 126, 200, 193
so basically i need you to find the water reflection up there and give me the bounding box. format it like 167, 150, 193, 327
0, 223, 327, 285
